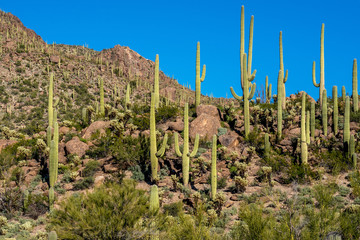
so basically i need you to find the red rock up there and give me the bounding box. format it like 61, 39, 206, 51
65, 136, 89, 158
196, 105, 219, 118
190, 114, 221, 140
82, 121, 111, 140
50, 55, 60, 63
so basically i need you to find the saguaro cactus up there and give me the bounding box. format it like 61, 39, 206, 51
350, 135, 355, 159
342, 86, 346, 102
154, 54, 160, 108
301, 92, 308, 164
265, 76, 272, 104
150, 185, 159, 212
312, 23, 325, 106
211, 135, 217, 200
230, 6, 256, 138
99, 77, 105, 116
48, 73, 54, 128
174, 103, 200, 186
332, 86, 338, 135
279, 31, 289, 109
125, 83, 131, 108
277, 70, 283, 138
264, 133, 270, 159
353, 153, 357, 170
353, 59, 358, 112
344, 96, 350, 154
49, 140, 56, 210
322, 89, 328, 136
311, 102, 315, 138
195, 42, 206, 107
150, 93, 168, 182
306, 110, 310, 144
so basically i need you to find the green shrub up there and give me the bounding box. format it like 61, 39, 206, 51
72, 177, 94, 190
82, 160, 99, 177
49, 181, 153, 239
163, 201, 183, 217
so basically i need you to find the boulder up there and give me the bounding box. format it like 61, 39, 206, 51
196, 105, 219, 118
219, 130, 239, 148
65, 136, 89, 158
82, 121, 111, 140
50, 55, 60, 63
0, 139, 17, 153
168, 120, 184, 132
190, 114, 221, 140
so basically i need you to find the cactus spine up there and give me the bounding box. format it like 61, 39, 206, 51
277, 70, 283, 138
279, 31, 289, 109
333, 86, 338, 135
353, 59, 358, 112
312, 24, 325, 106
154, 54, 160, 108
344, 96, 350, 155
264, 133, 270, 159
301, 92, 308, 164
174, 103, 200, 186
48, 231, 57, 240
322, 89, 328, 136
265, 76, 272, 104
195, 42, 206, 107
150, 93, 168, 182
230, 6, 256, 138
211, 135, 217, 200
306, 110, 310, 144
311, 102, 315, 138
48, 73, 54, 128
150, 185, 159, 212
99, 77, 105, 116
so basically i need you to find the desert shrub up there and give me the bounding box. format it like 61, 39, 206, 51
156, 104, 179, 123
0, 186, 23, 219
24, 193, 48, 219
49, 180, 154, 239
340, 205, 360, 239
128, 165, 145, 181
163, 201, 183, 217
72, 177, 94, 190
82, 160, 99, 177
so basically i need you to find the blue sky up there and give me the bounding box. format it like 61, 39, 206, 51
1, 0, 360, 101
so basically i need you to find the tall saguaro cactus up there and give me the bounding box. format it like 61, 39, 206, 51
353, 59, 358, 112
195, 42, 206, 107
301, 92, 308, 164
230, 5, 256, 137
277, 70, 283, 138
279, 31, 289, 109
174, 103, 200, 186
48, 73, 54, 128
154, 54, 160, 109
150, 93, 168, 182
310, 102, 315, 138
49, 140, 56, 210
333, 86, 338, 135
312, 23, 325, 106
344, 96, 350, 155
322, 89, 328, 136
265, 76, 272, 104
211, 135, 217, 200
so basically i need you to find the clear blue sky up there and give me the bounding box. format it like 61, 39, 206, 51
1, 0, 360, 101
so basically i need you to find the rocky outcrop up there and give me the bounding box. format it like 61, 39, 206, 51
82, 121, 111, 140
190, 114, 221, 140
65, 136, 89, 158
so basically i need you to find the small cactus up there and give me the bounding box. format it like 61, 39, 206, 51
150, 185, 159, 212
48, 231, 57, 240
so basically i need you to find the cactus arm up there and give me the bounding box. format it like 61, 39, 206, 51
156, 133, 168, 158
248, 83, 256, 99
230, 87, 243, 101
188, 134, 200, 157
174, 133, 183, 157
283, 70, 288, 83
312, 62, 320, 87
248, 70, 256, 82
201, 64, 206, 82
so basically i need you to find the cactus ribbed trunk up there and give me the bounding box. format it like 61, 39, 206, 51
150, 185, 159, 212
344, 96, 350, 155
322, 89, 327, 136
154, 54, 160, 108
264, 133, 270, 159
312, 24, 325, 106
265, 76, 272, 104
310, 102, 315, 138
306, 110, 310, 144
333, 86, 338, 135
279, 31, 288, 109
277, 70, 283, 138
342, 86, 346, 102
353, 59, 358, 112
211, 135, 217, 200
195, 42, 206, 108
301, 93, 308, 164
48, 73, 54, 128
150, 93, 158, 181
